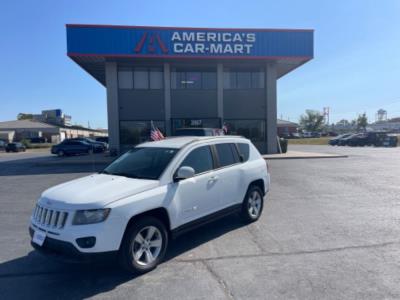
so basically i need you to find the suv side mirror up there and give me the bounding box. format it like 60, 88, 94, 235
239, 154, 245, 162
174, 166, 195, 182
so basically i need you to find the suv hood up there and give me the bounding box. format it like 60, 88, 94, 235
39, 174, 159, 210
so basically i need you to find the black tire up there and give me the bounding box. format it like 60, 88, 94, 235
240, 185, 264, 223
57, 150, 64, 157
118, 216, 168, 274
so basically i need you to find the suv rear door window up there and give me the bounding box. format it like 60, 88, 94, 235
179, 146, 214, 174
237, 143, 250, 161
215, 143, 239, 167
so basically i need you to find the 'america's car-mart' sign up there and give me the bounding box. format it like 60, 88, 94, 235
67, 25, 313, 59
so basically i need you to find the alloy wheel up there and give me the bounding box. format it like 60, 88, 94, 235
132, 226, 163, 266
248, 190, 262, 218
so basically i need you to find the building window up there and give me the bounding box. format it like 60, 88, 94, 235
224, 120, 265, 142
149, 68, 163, 89
118, 67, 163, 90
236, 72, 251, 89
202, 72, 217, 89
171, 69, 217, 90
118, 70, 133, 89
251, 71, 265, 88
120, 121, 165, 147
134, 68, 149, 89
223, 69, 265, 89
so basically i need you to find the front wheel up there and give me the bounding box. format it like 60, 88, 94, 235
240, 185, 264, 223
118, 217, 168, 274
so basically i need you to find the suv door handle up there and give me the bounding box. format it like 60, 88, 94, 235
209, 175, 219, 182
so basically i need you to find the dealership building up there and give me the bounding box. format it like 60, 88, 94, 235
67, 24, 313, 153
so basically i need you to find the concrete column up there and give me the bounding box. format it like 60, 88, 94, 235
266, 62, 278, 154
217, 63, 224, 126
163, 63, 172, 136
105, 61, 120, 153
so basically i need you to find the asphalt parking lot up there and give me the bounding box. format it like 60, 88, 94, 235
0, 145, 399, 299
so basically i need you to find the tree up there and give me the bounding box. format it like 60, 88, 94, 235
17, 113, 33, 120
299, 110, 325, 132
357, 113, 368, 132
337, 119, 350, 126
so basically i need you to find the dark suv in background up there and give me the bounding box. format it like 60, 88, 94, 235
329, 133, 352, 146
71, 137, 108, 152
51, 139, 103, 156
346, 132, 388, 147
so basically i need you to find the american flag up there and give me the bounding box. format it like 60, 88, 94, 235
150, 121, 165, 141
222, 123, 228, 134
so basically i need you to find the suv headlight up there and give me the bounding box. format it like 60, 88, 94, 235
72, 208, 111, 225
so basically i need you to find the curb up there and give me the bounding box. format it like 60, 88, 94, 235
263, 154, 348, 160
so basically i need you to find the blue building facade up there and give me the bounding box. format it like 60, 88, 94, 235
67, 24, 314, 153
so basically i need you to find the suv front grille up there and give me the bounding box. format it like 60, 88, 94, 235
32, 204, 68, 229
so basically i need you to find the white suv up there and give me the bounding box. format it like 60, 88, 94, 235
29, 136, 270, 273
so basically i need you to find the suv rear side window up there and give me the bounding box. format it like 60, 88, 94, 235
215, 143, 239, 167
237, 143, 250, 161
180, 146, 214, 174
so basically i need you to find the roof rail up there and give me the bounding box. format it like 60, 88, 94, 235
179, 135, 246, 148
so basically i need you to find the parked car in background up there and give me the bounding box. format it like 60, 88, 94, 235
30, 136, 270, 274
383, 135, 398, 147
336, 134, 358, 146
51, 139, 100, 156
71, 137, 107, 152
95, 136, 109, 144
346, 132, 388, 147
346, 134, 369, 147
329, 133, 352, 146
174, 128, 224, 136
29, 137, 46, 143
301, 132, 321, 138
5, 142, 26, 152
363, 132, 388, 146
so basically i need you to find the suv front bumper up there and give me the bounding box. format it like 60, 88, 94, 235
29, 227, 118, 262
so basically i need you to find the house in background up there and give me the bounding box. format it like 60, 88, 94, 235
277, 119, 299, 137
0, 120, 107, 143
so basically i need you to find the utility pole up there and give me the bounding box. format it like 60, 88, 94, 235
323, 107, 330, 125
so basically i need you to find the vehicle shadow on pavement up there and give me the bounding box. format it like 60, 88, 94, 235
0, 215, 245, 299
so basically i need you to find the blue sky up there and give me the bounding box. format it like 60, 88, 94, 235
1, 0, 399, 128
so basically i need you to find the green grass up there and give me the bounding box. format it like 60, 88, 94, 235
288, 137, 331, 145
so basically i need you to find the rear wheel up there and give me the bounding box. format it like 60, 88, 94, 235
119, 217, 168, 274
240, 185, 264, 223
57, 150, 64, 157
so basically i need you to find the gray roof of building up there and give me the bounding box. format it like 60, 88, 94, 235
277, 119, 299, 126
0, 120, 57, 129
0, 120, 105, 133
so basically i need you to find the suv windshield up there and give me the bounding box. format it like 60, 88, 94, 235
102, 147, 178, 180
